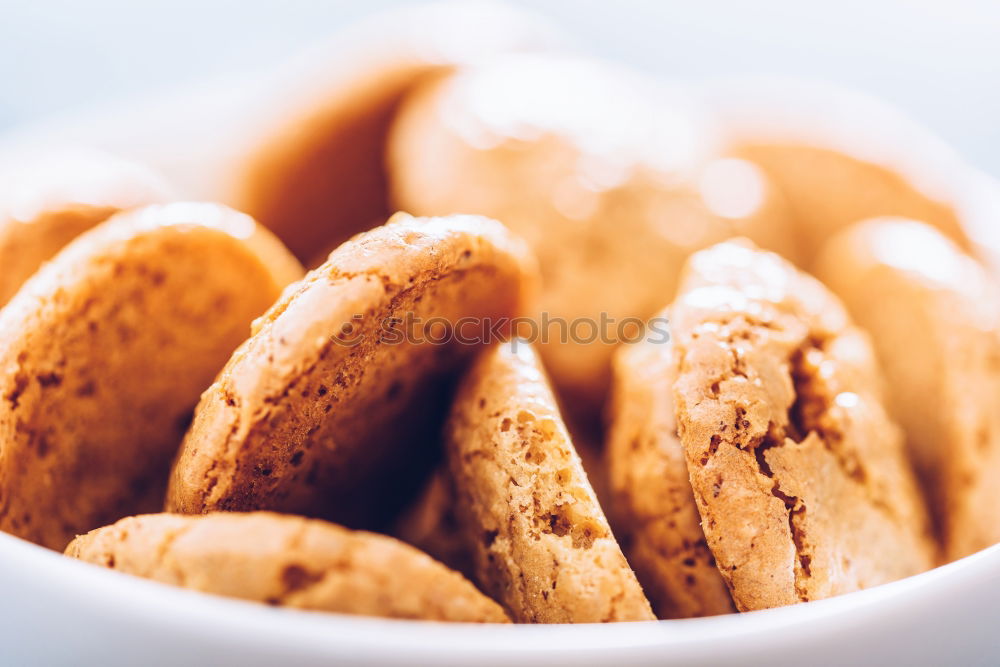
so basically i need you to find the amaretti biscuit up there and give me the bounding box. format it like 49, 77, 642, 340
444, 340, 654, 623
0, 150, 171, 306
394, 413, 609, 583
702, 77, 974, 264
0, 203, 303, 550
66, 512, 508, 623
167, 213, 537, 529
388, 53, 794, 414
227, 2, 554, 262
815, 219, 1000, 560
670, 238, 935, 611
606, 334, 735, 618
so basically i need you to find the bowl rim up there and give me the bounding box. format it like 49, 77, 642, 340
3, 5, 1000, 661
4, 528, 999, 662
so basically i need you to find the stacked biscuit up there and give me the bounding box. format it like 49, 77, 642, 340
2, 5, 998, 624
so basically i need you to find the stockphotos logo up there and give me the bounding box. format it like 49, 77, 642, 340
331, 312, 670, 347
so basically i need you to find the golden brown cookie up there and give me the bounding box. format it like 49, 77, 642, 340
66, 512, 508, 623
0, 203, 302, 550
444, 340, 654, 623
395, 418, 609, 586
0, 150, 171, 306
815, 219, 1000, 560
606, 333, 735, 618
166, 213, 537, 529
703, 78, 974, 264
227, 2, 554, 261
388, 54, 794, 415
670, 238, 935, 611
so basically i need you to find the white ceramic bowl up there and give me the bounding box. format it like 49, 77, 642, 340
3, 529, 1000, 665
3, 5, 1000, 665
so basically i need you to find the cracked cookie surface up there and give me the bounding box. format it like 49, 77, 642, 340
445, 340, 654, 623
166, 213, 537, 529
0, 203, 302, 550
66, 512, 509, 623
670, 238, 935, 610
606, 334, 734, 618
816, 219, 1000, 560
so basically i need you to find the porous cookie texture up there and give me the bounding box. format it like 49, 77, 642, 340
0, 203, 303, 550
395, 411, 612, 584
0, 150, 171, 306
670, 238, 935, 611
815, 219, 1000, 560
445, 340, 654, 623
388, 53, 794, 414
66, 512, 509, 623
167, 213, 537, 529
606, 334, 735, 618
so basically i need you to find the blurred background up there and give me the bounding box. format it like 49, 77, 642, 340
2, 0, 999, 174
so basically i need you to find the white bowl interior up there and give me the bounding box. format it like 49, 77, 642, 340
3, 6, 1000, 664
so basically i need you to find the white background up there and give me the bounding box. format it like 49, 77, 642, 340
2, 0, 999, 174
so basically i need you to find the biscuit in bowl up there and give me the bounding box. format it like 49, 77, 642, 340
0, 202, 303, 550
66, 512, 509, 623
444, 340, 654, 622
167, 213, 538, 529
670, 238, 936, 610
815, 219, 1000, 560
395, 413, 612, 589
606, 333, 735, 618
